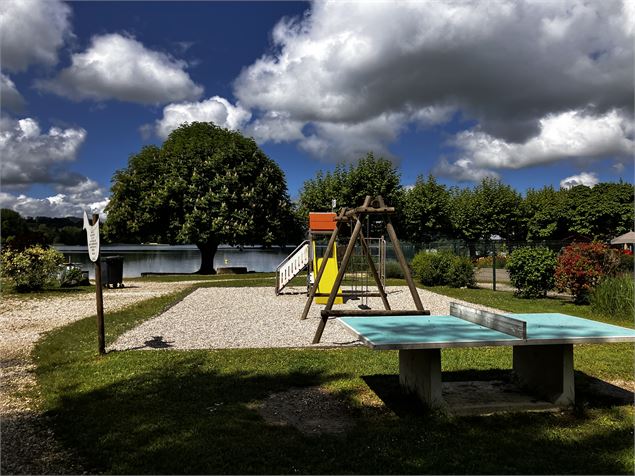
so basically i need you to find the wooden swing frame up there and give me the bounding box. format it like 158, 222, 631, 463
301, 195, 430, 343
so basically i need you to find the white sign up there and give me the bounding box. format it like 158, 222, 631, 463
83, 211, 100, 262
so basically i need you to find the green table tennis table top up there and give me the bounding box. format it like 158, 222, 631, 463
337, 313, 635, 350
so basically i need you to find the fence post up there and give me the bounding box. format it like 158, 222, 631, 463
492, 241, 497, 291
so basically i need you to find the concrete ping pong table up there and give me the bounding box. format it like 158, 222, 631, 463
337, 303, 635, 409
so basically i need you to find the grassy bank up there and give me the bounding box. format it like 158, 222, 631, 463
32, 277, 634, 474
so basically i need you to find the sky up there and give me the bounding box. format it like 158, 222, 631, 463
0, 0, 633, 218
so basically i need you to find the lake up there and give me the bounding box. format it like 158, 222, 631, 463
54, 244, 296, 278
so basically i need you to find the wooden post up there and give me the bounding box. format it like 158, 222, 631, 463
313, 196, 371, 343
93, 213, 105, 355
358, 229, 391, 310
492, 242, 497, 291
300, 209, 344, 320
376, 196, 424, 311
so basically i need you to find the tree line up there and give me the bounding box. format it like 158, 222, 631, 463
1, 209, 85, 248
299, 154, 634, 248
2, 123, 632, 274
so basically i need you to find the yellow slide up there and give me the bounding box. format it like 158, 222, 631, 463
313, 243, 344, 305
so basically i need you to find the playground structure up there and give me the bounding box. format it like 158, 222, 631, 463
304, 196, 429, 343
275, 212, 387, 304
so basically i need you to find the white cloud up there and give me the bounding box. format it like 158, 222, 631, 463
244, 111, 305, 144
433, 157, 499, 183
298, 114, 404, 162
438, 109, 634, 180
1, 73, 25, 112
154, 96, 251, 138
38, 33, 203, 105
231, 0, 633, 162
0, 0, 72, 72
0, 117, 87, 187
560, 172, 599, 189
0, 179, 110, 218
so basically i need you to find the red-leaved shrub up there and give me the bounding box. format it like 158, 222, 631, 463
555, 242, 619, 303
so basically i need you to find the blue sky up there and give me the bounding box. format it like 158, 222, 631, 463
1, 0, 633, 217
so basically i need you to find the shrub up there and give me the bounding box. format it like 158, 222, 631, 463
590, 276, 634, 320
384, 260, 404, 279
555, 242, 620, 304
1, 245, 64, 292
506, 247, 557, 298
411, 251, 453, 286
60, 266, 86, 288
617, 251, 634, 274
411, 250, 474, 287
447, 256, 476, 288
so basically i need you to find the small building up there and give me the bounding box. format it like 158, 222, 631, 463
610, 231, 635, 253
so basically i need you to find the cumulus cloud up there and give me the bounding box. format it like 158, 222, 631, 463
298, 114, 404, 162
154, 96, 251, 138
436, 109, 634, 180
433, 157, 499, 183
231, 0, 633, 162
38, 33, 203, 105
0, 179, 110, 218
0, 117, 87, 188
244, 111, 305, 144
0, 0, 72, 72
1, 73, 25, 112
560, 172, 599, 189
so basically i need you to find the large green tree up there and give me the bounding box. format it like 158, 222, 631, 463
523, 186, 568, 242
449, 177, 523, 254
104, 122, 299, 274
402, 174, 452, 242
564, 182, 634, 241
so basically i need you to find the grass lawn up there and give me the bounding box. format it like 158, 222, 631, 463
32, 276, 634, 474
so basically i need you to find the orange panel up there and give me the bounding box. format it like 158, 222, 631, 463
309, 212, 337, 231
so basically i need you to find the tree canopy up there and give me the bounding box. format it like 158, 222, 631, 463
104, 122, 300, 274
402, 174, 452, 242
449, 177, 523, 244
298, 153, 402, 217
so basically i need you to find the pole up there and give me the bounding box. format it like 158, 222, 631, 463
300, 209, 344, 320
313, 196, 372, 343
492, 241, 497, 291
93, 213, 105, 355
377, 196, 424, 311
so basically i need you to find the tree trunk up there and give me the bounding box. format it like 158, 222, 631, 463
197, 241, 218, 274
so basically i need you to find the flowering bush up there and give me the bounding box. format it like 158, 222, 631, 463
1, 245, 64, 292
506, 247, 557, 298
555, 242, 620, 304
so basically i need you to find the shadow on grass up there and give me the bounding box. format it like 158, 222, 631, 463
39, 354, 634, 475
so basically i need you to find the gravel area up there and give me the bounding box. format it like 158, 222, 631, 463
0, 280, 201, 475
111, 286, 508, 351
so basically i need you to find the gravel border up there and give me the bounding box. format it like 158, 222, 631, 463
111, 286, 508, 351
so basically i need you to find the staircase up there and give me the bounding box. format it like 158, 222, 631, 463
275, 241, 309, 295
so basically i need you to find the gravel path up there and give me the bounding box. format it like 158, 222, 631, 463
111, 286, 508, 351
0, 280, 201, 475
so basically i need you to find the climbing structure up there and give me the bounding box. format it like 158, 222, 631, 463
301, 195, 430, 343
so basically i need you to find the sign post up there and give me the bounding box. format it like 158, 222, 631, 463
84, 211, 105, 355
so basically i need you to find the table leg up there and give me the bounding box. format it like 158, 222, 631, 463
513, 344, 574, 406
399, 349, 444, 408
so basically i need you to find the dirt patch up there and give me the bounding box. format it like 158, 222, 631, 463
251, 386, 354, 435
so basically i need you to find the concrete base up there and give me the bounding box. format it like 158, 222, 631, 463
399, 349, 444, 409
443, 380, 560, 416
513, 344, 574, 406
